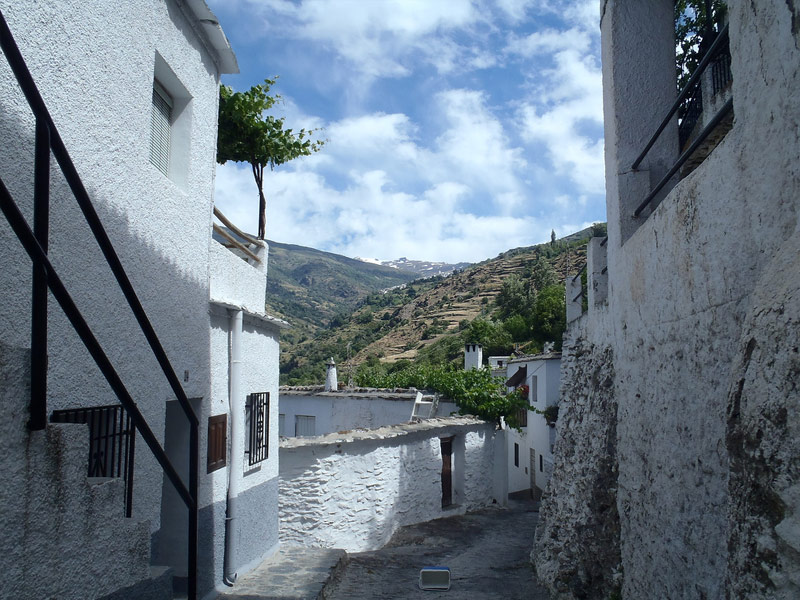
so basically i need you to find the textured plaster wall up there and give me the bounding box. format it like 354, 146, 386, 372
0, 0, 222, 536
0, 345, 168, 600
279, 392, 458, 437
205, 302, 281, 591
536, 2, 800, 598
278, 418, 497, 552
505, 358, 560, 494
209, 239, 268, 315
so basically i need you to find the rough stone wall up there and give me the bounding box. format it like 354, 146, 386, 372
726, 231, 800, 598
533, 324, 620, 599
278, 419, 497, 552
537, 1, 800, 598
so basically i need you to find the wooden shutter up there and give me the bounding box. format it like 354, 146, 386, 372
207, 414, 227, 473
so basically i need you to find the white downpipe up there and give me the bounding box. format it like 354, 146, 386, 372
224, 309, 244, 585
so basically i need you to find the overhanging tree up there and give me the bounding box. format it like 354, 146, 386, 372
217, 77, 324, 239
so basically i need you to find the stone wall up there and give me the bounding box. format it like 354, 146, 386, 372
534, 1, 800, 598
278, 417, 498, 552
533, 322, 620, 599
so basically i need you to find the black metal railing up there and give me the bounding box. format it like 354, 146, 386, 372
678, 84, 703, 148
51, 405, 136, 518
246, 392, 270, 466
0, 12, 199, 599
631, 23, 732, 217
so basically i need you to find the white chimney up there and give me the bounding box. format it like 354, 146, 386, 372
324, 357, 338, 391
464, 343, 483, 370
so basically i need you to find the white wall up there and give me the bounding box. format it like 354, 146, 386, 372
279, 390, 458, 437
506, 357, 560, 495
0, 0, 225, 537
537, 2, 800, 598
279, 418, 498, 552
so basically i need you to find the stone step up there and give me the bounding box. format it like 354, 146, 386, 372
215, 546, 348, 600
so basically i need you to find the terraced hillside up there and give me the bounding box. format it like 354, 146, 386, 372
280, 224, 604, 384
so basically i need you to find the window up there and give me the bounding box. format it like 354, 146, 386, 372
539, 454, 543, 472
295, 415, 316, 437
514, 443, 519, 467
516, 405, 528, 427
207, 414, 227, 473
149, 80, 172, 175
530, 376, 538, 403
245, 392, 269, 466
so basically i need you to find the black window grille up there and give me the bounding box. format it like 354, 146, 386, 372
245, 392, 269, 466
50, 404, 135, 517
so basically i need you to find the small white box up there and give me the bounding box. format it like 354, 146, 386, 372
419, 566, 451, 590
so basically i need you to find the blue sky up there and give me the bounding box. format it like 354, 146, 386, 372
208, 0, 606, 263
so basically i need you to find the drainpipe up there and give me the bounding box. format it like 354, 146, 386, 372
224, 309, 244, 585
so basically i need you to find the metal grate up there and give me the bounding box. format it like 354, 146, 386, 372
245, 392, 269, 466
51, 405, 136, 517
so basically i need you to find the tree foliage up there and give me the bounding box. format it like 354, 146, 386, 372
675, 1, 728, 90
354, 364, 530, 428
217, 78, 324, 239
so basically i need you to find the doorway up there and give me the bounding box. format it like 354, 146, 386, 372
440, 436, 453, 508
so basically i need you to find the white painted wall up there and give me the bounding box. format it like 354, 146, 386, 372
279, 390, 458, 437
0, 0, 228, 536
538, 3, 800, 598
505, 356, 561, 495
279, 418, 498, 552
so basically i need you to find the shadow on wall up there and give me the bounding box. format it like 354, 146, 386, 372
0, 83, 221, 591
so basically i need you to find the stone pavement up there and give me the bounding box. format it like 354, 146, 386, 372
215, 546, 347, 600
324, 498, 549, 600
214, 497, 548, 600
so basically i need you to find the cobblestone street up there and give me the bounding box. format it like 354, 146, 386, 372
324, 498, 549, 600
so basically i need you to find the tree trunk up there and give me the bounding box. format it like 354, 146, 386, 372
258, 187, 266, 240
253, 161, 266, 240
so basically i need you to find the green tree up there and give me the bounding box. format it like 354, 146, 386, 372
217, 78, 324, 239
531, 284, 566, 349
675, 1, 727, 90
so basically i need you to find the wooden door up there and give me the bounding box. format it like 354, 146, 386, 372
441, 437, 453, 508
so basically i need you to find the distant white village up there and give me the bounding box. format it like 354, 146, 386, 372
1, 1, 798, 600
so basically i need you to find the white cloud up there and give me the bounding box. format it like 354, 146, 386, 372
210, 0, 607, 263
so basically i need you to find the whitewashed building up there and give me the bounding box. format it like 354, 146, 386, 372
279, 386, 458, 437
0, 3, 282, 599
504, 352, 561, 497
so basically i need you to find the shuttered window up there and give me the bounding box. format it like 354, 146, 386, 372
295, 415, 316, 437
149, 80, 172, 176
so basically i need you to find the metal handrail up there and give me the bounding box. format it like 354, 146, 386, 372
631, 23, 730, 171
0, 11, 198, 598
633, 98, 733, 216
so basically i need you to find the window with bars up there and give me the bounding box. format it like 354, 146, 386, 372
245, 392, 269, 466
207, 414, 227, 473
149, 80, 172, 176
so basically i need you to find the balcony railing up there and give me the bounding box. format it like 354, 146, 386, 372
51, 405, 136, 517
632, 22, 733, 218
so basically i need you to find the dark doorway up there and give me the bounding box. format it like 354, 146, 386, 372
441, 436, 453, 508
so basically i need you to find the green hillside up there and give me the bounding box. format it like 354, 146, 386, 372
265, 239, 418, 343
280, 224, 606, 385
